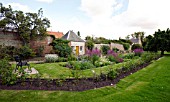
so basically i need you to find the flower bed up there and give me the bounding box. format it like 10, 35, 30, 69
0, 52, 161, 91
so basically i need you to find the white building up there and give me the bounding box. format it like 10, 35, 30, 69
61, 30, 85, 55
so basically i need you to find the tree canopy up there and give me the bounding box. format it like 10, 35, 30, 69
0, 3, 50, 45
144, 28, 170, 55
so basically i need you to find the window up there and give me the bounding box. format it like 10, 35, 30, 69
71, 46, 74, 50
80, 46, 83, 51
47, 37, 51, 44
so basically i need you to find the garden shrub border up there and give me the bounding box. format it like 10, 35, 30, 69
0, 53, 161, 91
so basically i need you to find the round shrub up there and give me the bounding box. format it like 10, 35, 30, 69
123, 43, 130, 50
131, 44, 143, 51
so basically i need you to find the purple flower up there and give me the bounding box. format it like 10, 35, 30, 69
86, 48, 101, 56
107, 50, 118, 57
133, 48, 144, 54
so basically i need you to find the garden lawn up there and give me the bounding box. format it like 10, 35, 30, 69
0, 56, 170, 102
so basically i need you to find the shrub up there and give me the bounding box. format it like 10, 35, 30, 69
86, 48, 101, 65
123, 53, 135, 59
18, 45, 35, 59
112, 48, 119, 53
133, 48, 144, 56
131, 44, 143, 51
0, 58, 17, 85
94, 57, 111, 67
68, 54, 77, 61
66, 61, 94, 70
45, 54, 58, 63
107, 50, 124, 63
0, 46, 19, 60
51, 39, 72, 58
80, 61, 94, 70
101, 45, 110, 55
36, 45, 44, 57
107, 69, 117, 80
123, 43, 130, 50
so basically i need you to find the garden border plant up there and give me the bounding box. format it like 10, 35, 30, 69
0, 52, 161, 91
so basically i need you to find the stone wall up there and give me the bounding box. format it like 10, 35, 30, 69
0, 31, 22, 47
0, 31, 53, 56
94, 44, 110, 50
29, 36, 53, 56
110, 43, 124, 51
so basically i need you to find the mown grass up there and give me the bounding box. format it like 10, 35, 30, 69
0, 56, 169, 102
31, 61, 125, 79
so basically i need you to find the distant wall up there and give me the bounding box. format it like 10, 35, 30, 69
0, 31, 22, 47
94, 44, 110, 50
110, 43, 124, 51
0, 31, 53, 56
30, 36, 53, 56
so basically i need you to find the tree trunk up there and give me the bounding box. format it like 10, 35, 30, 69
161, 50, 164, 55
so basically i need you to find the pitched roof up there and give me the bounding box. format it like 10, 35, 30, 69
130, 38, 140, 43
47, 31, 63, 38
61, 30, 85, 42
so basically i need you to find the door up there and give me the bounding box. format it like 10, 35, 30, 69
76, 46, 79, 55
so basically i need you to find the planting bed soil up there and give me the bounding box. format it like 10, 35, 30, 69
0, 63, 151, 91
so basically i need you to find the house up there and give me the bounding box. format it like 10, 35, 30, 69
47, 31, 63, 38
61, 30, 85, 55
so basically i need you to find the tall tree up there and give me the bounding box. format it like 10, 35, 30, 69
144, 28, 170, 55
0, 3, 50, 45
77, 31, 80, 37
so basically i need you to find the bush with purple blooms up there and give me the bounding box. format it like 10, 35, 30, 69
86, 48, 101, 65
107, 50, 124, 63
133, 48, 144, 56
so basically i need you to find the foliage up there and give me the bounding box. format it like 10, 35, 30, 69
101, 45, 110, 55
94, 57, 111, 67
0, 58, 17, 85
107, 68, 117, 80
86, 49, 101, 65
123, 43, 130, 50
0, 46, 19, 60
86, 40, 94, 50
107, 50, 123, 63
67, 54, 77, 61
131, 44, 143, 51
1, 56, 170, 102
45, 54, 58, 63
0, 3, 50, 45
51, 39, 72, 57
36, 45, 44, 57
112, 48, 119, 52
133, 48, 144, 56
144, 28, 170, 55
77, 31, 81, 37
66, 61, 94, 70
18, 45, 35, 59
122, 53, 135, 59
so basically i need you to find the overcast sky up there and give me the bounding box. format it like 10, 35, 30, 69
1, 0, 170, 39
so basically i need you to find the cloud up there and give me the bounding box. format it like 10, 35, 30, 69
76, 0, 170, 39
80, 0, 119, 20
36, 0, 54, 3
5, 3, 33, 13
48, 0, 170, 40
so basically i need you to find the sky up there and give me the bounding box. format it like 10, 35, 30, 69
1, 0, 170, 39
